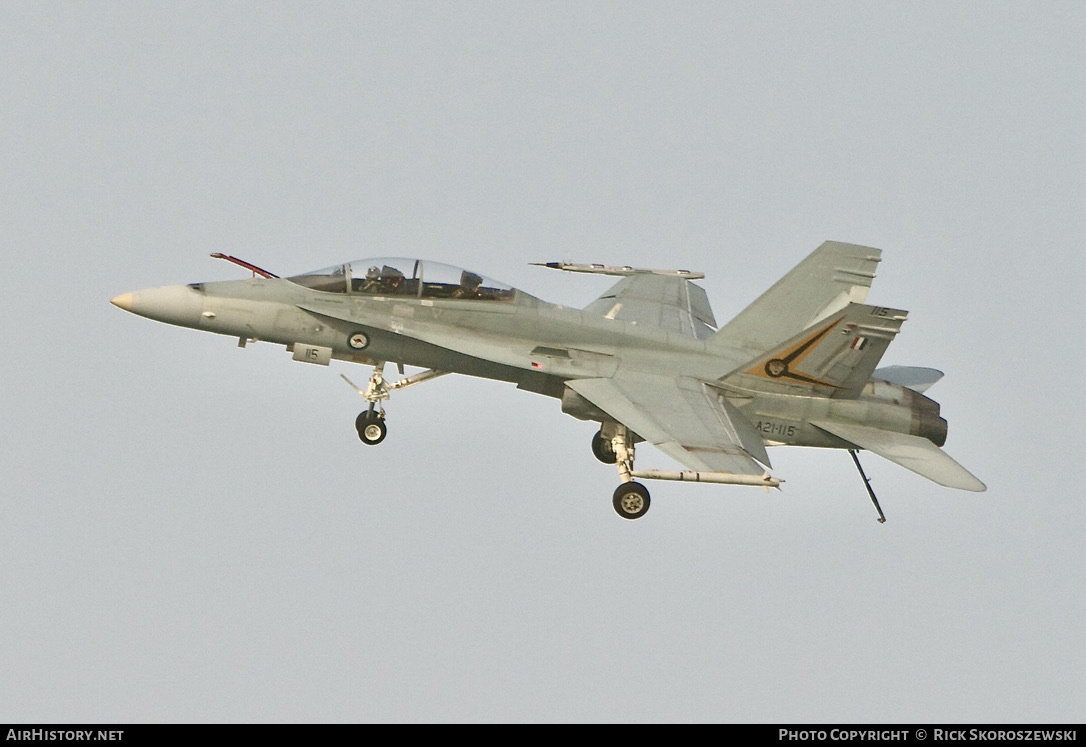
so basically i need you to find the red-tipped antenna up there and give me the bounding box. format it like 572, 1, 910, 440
209, 253, 279, 279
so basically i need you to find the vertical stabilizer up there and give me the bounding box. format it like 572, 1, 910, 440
711, 241, 881, 356
718, 303, 907, 398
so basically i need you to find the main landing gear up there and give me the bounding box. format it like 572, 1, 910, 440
612, 481, 650, 520
341, 364, 447, 447
593, 423, 783, 520
591, 429, 618, 464
595, 424, 651, 520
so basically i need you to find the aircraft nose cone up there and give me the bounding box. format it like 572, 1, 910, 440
109, 284, 205, 328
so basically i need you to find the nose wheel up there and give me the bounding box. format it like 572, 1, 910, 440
355, 410, 387, 445
341, 365, 448, 448
343, 364, 392, 447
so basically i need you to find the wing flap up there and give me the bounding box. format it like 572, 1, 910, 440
568, 374, 768, 475
812, 421, 986, 491
706, 384, 772, 467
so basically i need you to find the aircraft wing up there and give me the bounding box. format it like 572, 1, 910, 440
567, 373, 770, 474
812, 420, 986, 491
582, 274, 717, 340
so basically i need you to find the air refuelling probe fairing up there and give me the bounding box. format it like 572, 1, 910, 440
112, 242, 985, 520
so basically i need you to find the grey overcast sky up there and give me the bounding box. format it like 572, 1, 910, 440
2, 1, 1084, 723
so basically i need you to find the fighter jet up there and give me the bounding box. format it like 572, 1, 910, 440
111, 241, 985, 521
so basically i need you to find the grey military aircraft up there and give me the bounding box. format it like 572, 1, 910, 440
111, 241, 984, 521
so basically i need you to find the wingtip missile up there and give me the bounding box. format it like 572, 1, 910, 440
531, 261, 704, 279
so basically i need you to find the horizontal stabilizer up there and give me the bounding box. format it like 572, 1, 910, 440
812, 421, 986, 491
874, 365, 944, 393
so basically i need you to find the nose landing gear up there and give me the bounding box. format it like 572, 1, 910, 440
355, 409, 387, 445
343, 364, 391, 447
341, 364, 447, 447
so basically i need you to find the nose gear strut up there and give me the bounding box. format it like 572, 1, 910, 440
341, 365, 447, 446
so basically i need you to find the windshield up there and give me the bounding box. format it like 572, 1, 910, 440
289, 258, 515, 302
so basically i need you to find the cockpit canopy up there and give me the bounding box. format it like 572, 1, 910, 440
288, 258, 516, 302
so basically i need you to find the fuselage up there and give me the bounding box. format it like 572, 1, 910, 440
112, 270, 949, 452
